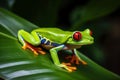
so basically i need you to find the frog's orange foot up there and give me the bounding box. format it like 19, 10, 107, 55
66, 55, 80, 64
66, 55, 87, 65
60, 62, 77, 72
22, 42, 46, 55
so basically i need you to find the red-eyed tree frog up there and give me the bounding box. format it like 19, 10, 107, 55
18, 28, 94, 72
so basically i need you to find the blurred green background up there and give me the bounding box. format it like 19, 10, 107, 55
0, 0, 120, 76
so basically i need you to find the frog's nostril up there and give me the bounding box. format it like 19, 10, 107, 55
90, 38, 94, 42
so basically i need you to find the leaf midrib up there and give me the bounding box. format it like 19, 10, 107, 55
0, 32, 16, 40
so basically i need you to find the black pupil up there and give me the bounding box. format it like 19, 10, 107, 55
77, 33, 80, 40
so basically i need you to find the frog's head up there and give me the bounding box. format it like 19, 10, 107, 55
66, 29, 94, 45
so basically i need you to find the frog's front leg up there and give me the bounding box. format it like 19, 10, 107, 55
50, 45, 76, 72
18, 30, 46, 55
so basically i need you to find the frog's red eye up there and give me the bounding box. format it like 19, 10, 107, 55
90, 30, 93, 36
73, 31, 82, 41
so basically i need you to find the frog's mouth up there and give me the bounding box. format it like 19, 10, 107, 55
65, 44, 82, 49
66, 36, 94, 46
66, 40, 94, 46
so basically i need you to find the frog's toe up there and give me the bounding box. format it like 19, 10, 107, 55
37, 50, 46, 55
59, 62, 77, 72
33, 51, 39, 56
22, 44, 27, 50
81, 61, 87, 65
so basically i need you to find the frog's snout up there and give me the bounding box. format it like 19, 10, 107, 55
89, 37, 94, 44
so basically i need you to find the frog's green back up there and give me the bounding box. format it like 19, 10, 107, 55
33, 28, 72, 43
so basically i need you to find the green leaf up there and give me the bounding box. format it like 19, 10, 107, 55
0, 8, 120, 80
71, 0, 120, 29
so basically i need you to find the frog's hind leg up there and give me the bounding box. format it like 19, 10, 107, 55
18, 30, 46, 55
73, 49, 87, 65
66, 49, 87, 65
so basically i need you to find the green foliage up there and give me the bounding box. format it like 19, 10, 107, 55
70, 0, 120, 29
0, 8, 120, 80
